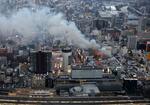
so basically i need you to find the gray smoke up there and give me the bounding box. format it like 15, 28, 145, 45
0, 7, 99, 48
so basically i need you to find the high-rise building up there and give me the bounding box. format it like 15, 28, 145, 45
0, 48, 8, 66
62, 48, 72, 72
127, 36, 138, 50
31, 51, 52, 74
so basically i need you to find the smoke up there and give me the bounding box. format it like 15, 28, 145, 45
0, 7, 99, 48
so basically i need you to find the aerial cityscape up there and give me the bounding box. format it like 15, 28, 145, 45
0, 0, 150, 104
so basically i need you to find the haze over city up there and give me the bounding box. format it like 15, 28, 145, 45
0, 0, 150, 104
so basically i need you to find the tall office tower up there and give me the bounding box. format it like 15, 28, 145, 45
62, 48, 72, 72
0, 48, 8, 66
127, 36, 138, 50
31, 51, 52, 74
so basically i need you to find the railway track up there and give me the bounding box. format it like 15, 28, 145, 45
0, 95, 149, 104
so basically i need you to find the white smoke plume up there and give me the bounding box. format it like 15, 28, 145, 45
0, 7, 99, 48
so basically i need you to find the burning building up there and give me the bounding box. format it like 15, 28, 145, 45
51, 50, 63, 75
